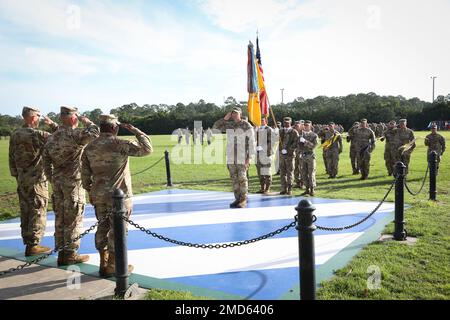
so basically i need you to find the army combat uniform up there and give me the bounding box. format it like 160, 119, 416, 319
9, 107, 58, 256
81, 115, 152, 277
255, 122, 274, 194
213, 107, 256, 208
299, 124, 318, 196
425, 126, 445, 173
353, 123, 376, 180
319, 125, 343, 178
347, 122, 360, 174
43, 106, 99, 265
279, 118, 299, 195
381, 122, 398, 176
396, 121, 415, 174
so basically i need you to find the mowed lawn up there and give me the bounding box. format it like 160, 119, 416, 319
0, 131, 449, 300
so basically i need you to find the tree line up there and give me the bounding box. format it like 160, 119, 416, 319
0, 92, 449, 137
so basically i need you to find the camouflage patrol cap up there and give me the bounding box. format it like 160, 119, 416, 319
299, 120, 305, 124
389, 120, 397, 125
360, 118, 368, 122
231, 107, 242, 114
328, 121, 335, 125
276, 121, 282, 126
294, 120, 301, 125
305, 120, 312, 125
431, 124, 437, 129
399, 119, 407, 123
283, 117, 292, 122
60, 106, 79, 116
353, 121, 360, 126
22, 106, 41, 118
99, 114, 121, 126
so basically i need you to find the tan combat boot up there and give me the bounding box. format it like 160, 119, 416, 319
235, 200, 247, 208
102, 253, 134, 278
309, 188, 315, 196
25, 244, 52, 257
63, 251, 90, 265
98, 249, 109, 277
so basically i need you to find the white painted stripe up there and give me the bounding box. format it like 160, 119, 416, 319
0, 202, 394, 240
86, 233, 363, 279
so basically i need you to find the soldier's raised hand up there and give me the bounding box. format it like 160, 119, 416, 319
42, 116, 55, 126
79, 116, 93, 126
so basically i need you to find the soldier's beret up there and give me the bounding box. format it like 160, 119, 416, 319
231, 107, 242, 114
399, 119, 407, 123
22, 106, 41, 118
360, 118, 368, 122
283, 117, 292, 122
99, 114, 121, 126
60, 106, 79, 116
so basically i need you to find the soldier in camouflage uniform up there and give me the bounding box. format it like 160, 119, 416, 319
43, 106, 99, 266
213, 107, 256, 208
396, 119, 415, 174
380, 120, 398, 176
353, 119, 376, 180
299, 121, 318, 196
425, 124, 445, 173
347, 121, 360, 175
274, 121, 281, 175
81, 115, 152, 277
293, 120, 305, 188
255, 117, 274, 194
320, 122, 343, 178
9, 107, 58, 256
279, 117, 299, 195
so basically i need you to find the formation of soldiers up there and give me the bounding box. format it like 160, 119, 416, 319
9, 106, 152, 277
212, 108, 446, 208
176, 127, 213, 145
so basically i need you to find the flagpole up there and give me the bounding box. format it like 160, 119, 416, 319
266, 96, 278, 129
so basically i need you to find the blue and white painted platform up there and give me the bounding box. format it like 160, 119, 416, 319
0, 189, 396, 300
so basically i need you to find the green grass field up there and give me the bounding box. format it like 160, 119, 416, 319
0, 131, 449, 300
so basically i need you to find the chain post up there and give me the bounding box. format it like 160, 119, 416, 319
295, 199, 317, 300
164, 150, 173, 187
429, 151, 438, 201
112, 188, 129, 298
394, 161, 407, 241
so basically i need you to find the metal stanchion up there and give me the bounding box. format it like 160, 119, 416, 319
112, 188, 129, 298
429, 151, 438, 201
296, 199, 317, 300
165, 150, 173, 187
394, 162, 407, 241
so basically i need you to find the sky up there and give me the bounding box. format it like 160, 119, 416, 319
0, 0, 449, 116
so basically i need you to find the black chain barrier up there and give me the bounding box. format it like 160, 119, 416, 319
0, 213, 112, 277
315, 178, 396, 232
404, 165, 429, 196
123, 215, 298, 249
131, 156, 165, 177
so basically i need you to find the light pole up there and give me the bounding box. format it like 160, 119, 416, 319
280, 88, 285, 104
431, 76, 437, 102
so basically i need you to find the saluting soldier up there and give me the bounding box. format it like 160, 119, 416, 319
380, 120, 398, 176
396, 119, 415, 174
299, 121, 318, 196
213, 107, 256, 208
255, 117, 274, 194
43, 106, 99, 266
347, 121, 360, 175
320, 122, 343, 179
279, 117, 299, 195
425, 124, 446, 173
294, 120, 305, 188
81, 115, 152, 277
9, 107, 58, 256
353, 119, 376, 180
